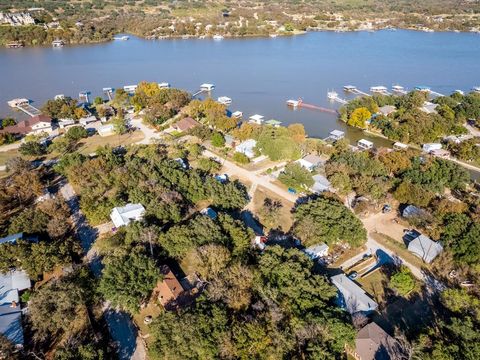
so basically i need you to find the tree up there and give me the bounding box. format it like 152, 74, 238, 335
0, 335, 21, 360
19, 141, 45, 156
233, 152, 250, 164
347, 107, 371, 129
258, 197, 283, 230
211, 132, 225, 147
99, 250, 160, 313
48, 136, 76, 154
292, 196, 367, 247
390, 266, 415, 296
196, 157, 221, 173
0, 132, 16, 145
29, 269, 93, 341
187, 244, 231, 280
66, 126, 88, 141
393, 181, 434, 207
112, 115, 128, 135
278, 162, 314, 191
93, 96, 104, 105
0, 117, 15, 128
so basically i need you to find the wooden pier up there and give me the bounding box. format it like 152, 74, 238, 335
296, 99, 337, 115
344, 86, 370, 97
327, 91, 348, 104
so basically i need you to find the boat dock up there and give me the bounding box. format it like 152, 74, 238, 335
297, 99, 337, 114
103, 87, 114, 101
16, 103, 42, 117
343, 85, 370, 96
327, 91, 347, 104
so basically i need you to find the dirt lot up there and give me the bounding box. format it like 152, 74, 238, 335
77, 130, 145, 154
252, 185, 295, 232
361, 210, 407, 244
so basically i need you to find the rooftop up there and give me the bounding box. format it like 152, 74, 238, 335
110, 203, 145, 228
173, 117, 200, 132
356, 322, 399, 360
331, 274, 378, 314
407, 234, 443, 263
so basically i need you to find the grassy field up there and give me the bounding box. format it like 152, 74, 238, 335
76, 130, 145, 155
357, 268, 388, 305
0, 148, 20, 166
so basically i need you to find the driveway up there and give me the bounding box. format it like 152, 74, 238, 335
60, 181, 146, 360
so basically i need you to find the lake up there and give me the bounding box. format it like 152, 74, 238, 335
1, 30, 479, 146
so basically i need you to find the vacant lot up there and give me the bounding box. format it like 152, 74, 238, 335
77, 130, 145, 155
252, 185, 295, 232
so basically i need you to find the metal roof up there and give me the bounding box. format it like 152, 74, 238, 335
331, 274, 378, 314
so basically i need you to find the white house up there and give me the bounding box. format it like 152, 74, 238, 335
297, 154, 323, 171
330, 274, 378, 314
357, 139, 374, 150
422, 143, 442, 153
98, 124, 115, 137
235, 139, 257, 158
110, 203, 146, 228
329, 129, 345, 141
304, 243, 329, 259
249, 114, 264, 124
407, 234, 443, 263
58, 118, 76, 129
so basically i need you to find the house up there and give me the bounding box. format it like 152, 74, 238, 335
353, 322, 400, 360
407, 234, 443, 263
304, 243, 329, 259
249, 114, 264, 124
311, 174, 331, 193
0, 233, 38, 245
235, 139, 257, 158
330, 274, 378, 314
98, 124, 115, 137
357, 139, 374, 150
172, 117, 200, 132
422, 143, 442, 153
157, 265, 185, 307
378, 105, 397, 116
402, 205, 429, 219
224, 134, 235, 147
110, 203, 145, 228
254, 235, 268, 250
0, 270, 31, 347
297, 154, 324, 171
201, 207, 217, 219
79, 115, 97, 126
58, 118, 76, 129
0, 115, 53, 136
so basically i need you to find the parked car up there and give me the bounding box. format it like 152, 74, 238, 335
288, 188, 297, 194
348, 271, 358, 280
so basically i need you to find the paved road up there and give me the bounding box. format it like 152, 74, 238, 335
60, 181, 146, 360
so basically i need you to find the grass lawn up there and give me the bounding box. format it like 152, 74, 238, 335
370, 232, 427, 270
133, 302, 163, 343
252, 185, 295, 232
357, 268, 388, 305
0, 148, 20, 166
77, 130, 145, 155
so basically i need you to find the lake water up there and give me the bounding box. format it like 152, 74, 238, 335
1, 30, 479, 146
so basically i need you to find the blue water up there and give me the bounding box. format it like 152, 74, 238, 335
1, 30, 479, 144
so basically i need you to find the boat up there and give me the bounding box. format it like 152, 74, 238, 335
414, 86, 431, 92
114, 35, 129, 41
231, 111, 243, 118
52, 40, 64, 47
286, 99, 300, 107
217, 96, 232, 105
269, 34, 278, 38
454, 89, 465, 95
213, 35, 224, 40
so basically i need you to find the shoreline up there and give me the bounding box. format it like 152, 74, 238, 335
3, 26, 479, 49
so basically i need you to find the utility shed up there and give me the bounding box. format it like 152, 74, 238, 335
110, 203, 145, 228
407, 234, 443, 263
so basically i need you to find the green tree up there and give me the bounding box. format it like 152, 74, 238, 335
99, 250, 160, 313
211, 132, 225, 147
233, 152, 250, 164
66, 125, 88, 141
278, 162, 314, 191
19, 141, 45, 156
292, 196, 367, 247
390, 266, 415, 296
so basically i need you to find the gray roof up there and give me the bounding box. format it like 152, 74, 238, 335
110, 203, 146, 227
0, 233, 38, 245
0, 309, 23, 346
378, 105, 397, 116
356, 322, 398, 360
331, 274, 378, 314
407, 234, 443, 263
311, 174, 331, 193
302, 154, 323, 166
402, 205, 429, 219
304, 243, 329, 259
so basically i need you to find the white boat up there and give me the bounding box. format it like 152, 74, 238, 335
213, 35, 224, 40
269, 34, 278, 38
54, 94, 65, 100
158, 82, 170, 89
218, 96, 232, 105
286, 99, 300, 107
114, 35, 129, 41
52, 40, 64, 47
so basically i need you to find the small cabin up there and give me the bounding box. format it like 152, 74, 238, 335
357, 139, 374, 150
